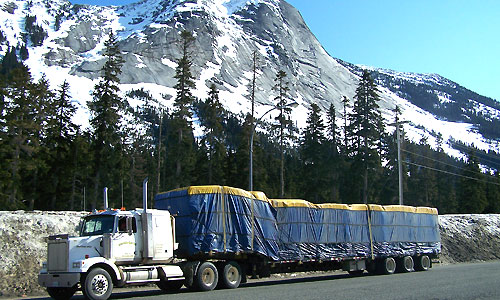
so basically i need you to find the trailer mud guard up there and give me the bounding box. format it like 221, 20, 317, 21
181, 261, 200, 288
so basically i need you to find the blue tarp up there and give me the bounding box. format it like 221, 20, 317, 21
274, 202, 440, 261
154, 186, 279, 260
154, 186, 441, 262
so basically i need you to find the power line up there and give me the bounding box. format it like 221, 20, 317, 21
403, 148, 500, 180
406, 161, 500, 186
402, 149, 470, 173
446, 140, 500, 166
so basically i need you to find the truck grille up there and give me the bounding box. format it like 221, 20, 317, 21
47, 239, 68, 272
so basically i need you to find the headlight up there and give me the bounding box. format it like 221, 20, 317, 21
72, 261, 82, 269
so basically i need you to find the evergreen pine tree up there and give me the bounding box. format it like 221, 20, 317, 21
485, 171, 500, 213
349, 70, 384, 203
2, 65, 40, 208
1, 47, 22, 75
27, 74, 54, 210
326, 103, 342, 202
341, 95, 351, 155
170, 30, 197, 188
273, 70, 292, 197
19, 44, 29, 61
199, 83, 226, 184
458, 150, 487, 213
88, 31, 125, 209
407, 137, 438, 207
300, 103, 327, 203
44, 80, 77, 209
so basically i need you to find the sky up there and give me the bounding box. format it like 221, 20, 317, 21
286, 0, 500, 101
70, 0, 500, 101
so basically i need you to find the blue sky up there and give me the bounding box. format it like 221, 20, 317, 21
70, 0, 500, 101
287, 0, 500, 101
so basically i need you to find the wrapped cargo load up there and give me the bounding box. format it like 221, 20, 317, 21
154, 186, 440, 263
369, 205, 441, 257
154, 186, 279, 260
272, 199, 441, 261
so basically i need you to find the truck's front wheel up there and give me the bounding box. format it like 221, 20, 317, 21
195, 262, 218, 291
82, 268, 113, 300
46, 286, 77, 300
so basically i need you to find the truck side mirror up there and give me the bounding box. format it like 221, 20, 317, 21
126, 217, 133, 235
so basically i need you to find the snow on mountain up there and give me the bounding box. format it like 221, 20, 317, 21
1, 0, 499, 160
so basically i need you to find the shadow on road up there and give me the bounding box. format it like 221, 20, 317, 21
241, 272, 355, 288
23, 272, 360, 300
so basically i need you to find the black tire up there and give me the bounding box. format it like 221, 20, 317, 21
378, 257, 396, 275
414, 255, 431, 271
156, 279, 184, 292
366, 261, 377, 275
396, 256, 414, 273
46, 286, 77, 300
82, 268, 113, 300
194, 262, 218, 291
219, 261, 242, 289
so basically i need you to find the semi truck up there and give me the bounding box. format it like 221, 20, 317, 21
38, 181, 441, 299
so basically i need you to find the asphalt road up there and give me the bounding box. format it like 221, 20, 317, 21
28, 261, 500, 300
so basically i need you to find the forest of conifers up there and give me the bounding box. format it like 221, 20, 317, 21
1, 31, 499, 214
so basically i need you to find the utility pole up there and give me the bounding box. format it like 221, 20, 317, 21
389, 106, 408, 206
396, 119, 403, 205
157, 107, 163, 194
249, 51, 257, 191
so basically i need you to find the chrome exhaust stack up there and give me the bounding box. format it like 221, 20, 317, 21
103, 187, 109, 210
143, 178, 148, 212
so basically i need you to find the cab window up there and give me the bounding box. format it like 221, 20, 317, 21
80, 215, 115, 236
118, 216, 137, 233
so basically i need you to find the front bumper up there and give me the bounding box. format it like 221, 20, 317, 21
38, 272, 81, 288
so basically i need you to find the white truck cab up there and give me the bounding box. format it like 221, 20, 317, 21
38, 181, 184, 300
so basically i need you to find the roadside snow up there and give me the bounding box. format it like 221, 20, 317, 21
0, 211, 86, 297
0, 211, 499, 297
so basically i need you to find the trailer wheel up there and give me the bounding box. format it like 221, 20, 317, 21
396, 256, 414, 273
414, 255, 431, 271
156, 279, 184, 292
378, 257, 396, 275
219, 261, 242, 289
82, 267, 113, 300
46, 286, 77, 300
366, 261, 377, 275
195, 262, 218, 291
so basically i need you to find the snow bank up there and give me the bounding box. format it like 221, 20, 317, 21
439, 214, 500, 264
0, 211, 499, 297
0, 211, 86, 297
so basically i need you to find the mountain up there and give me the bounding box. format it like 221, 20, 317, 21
1, 0, 499, 156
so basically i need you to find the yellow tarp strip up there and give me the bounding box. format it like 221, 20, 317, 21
186, 185, 254, 198
158, 186, 438, 215
350, 204, 369, 211
384, 205, 417, 213
271, 200, 437, 214
416, 207, 439, 214
317, 203, 350, 210
272, 199, 317, 208
251, 191, 271, 203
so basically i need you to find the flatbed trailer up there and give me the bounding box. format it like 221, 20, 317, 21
154, 185, 440, 281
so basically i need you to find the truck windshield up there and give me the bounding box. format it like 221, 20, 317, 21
80, 215, 115, 236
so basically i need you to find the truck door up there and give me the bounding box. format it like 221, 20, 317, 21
113, 216, 138, 262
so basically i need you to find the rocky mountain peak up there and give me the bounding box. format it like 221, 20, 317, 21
1, 0, 499, 155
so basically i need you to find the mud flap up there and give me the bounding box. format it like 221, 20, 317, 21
180, 261, 200, 289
